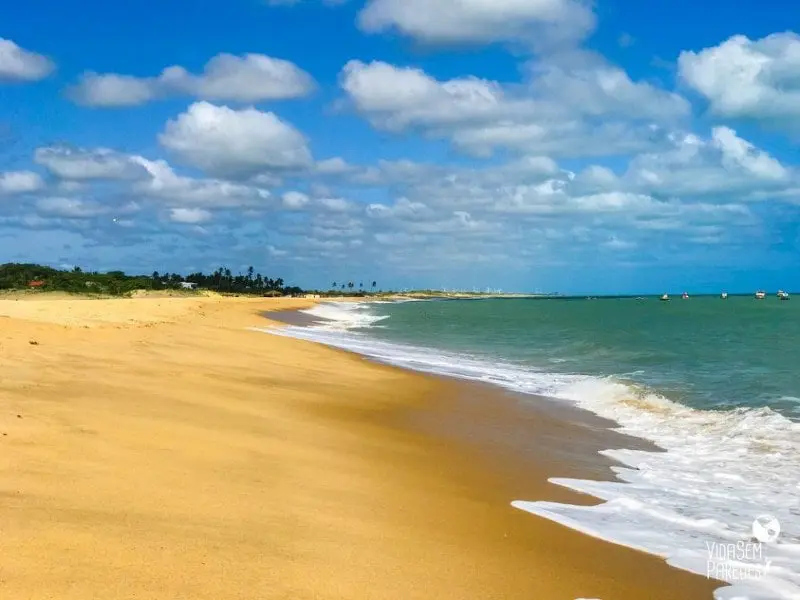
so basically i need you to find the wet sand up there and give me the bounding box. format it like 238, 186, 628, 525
0, 295, 720, 599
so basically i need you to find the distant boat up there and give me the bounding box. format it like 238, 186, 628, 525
755, 290, 766, 299
778, 290, 790, 301
660, 293, 670, 301
682, 292, 689, 299
721, 292, 728, 299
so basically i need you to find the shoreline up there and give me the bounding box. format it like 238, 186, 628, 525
264, 301, 726, 598
1, 295, 719, 599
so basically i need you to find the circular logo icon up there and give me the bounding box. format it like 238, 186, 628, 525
752, 515, 780, 543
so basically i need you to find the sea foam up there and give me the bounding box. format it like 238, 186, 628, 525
257, 301, 800, 600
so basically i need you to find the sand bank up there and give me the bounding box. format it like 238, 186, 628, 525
0, 295, 719, 599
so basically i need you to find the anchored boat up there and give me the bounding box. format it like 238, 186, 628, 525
721, 292, 728, 299
755, 290, 766, 299
779, 290, 790, 301
660, 293, 670, 301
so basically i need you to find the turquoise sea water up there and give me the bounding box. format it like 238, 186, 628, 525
368, 296, 800, 417
265, 296, 800, 600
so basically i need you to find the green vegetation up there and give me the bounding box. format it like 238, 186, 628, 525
326, 280, 380, 297
0, 263, 304, 297
0, 264, 517, 300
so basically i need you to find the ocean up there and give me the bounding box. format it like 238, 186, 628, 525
262, 296, 800, 600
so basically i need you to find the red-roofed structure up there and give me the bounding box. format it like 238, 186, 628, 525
28, 280, 45, 287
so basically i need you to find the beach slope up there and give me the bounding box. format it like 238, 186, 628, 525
0, 295, 718, 599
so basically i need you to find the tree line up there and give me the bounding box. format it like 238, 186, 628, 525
331, 280, 378, 292
0, 263, 303, 296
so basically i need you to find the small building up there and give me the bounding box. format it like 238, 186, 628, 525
179, 282, 197, 290
302, 294, 320, 299
28, 280, 45, 288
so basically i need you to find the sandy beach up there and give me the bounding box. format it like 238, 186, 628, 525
0, 294, 720, 599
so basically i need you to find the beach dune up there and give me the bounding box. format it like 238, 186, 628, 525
0, 295, 718, 599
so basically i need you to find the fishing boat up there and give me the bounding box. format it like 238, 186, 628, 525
682, 292, 689, 299
660, 293, 670, 301
779, 291, 790, 300
721, 292, 728, 299
755, 290, 766, 299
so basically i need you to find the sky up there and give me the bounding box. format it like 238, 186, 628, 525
1, 0, 800, 294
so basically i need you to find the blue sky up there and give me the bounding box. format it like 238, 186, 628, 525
1, 0, 799, 294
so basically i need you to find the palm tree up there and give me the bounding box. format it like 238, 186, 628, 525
332, 281, 337, 289
372, 281, 376, 289
348, 281, 354, 290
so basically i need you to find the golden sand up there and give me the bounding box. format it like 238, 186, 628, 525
0, 295, 719, 599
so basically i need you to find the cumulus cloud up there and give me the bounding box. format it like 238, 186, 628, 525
0, 170, 44, 194
317, 197, 353, 212
619, 126, 791, 198
159, 101, 313, 177
68, 53, 315, 107
340, 54, 688, 158
335, 146, 776, 263
133, 156, 272, 208
678, 32, 800, 127
169, 207, 213, 224
35, 146, 150, 180
35, 197, 111, 219
282, 190, 310, 209
67, 74, 155, 107
314, 157, 355, 174
357, 0, 595, 48
0, 38, 54, 81
366, 197, 431, 220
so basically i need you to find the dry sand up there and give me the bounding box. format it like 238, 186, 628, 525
0, 294, 721, 599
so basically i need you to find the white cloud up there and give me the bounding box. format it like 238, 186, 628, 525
67, 73, 155, 107
0, 38, 54, 81
620, 126, 791, 198
35, 197, 110, 219
133, 156, 272, 208
282, 190, 310, 209
340, 60, 519, 131
35, 146, 150, 180
159, 101, 313, 177
68, 53, 314, 107
169, 207, 213, 224
336, 153, 765, 265
340, 55, 688, 158
366, 197, 431, 220
678, 32, 800, 126
267, 244, 288, 256
3, 120, 792, 281
711, 126, 787, 180
524, 51, 690, 121
357, 0, 595, 48
0, 171, 44, 194
315, 157, 355, 174
317, 197, 352, 212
